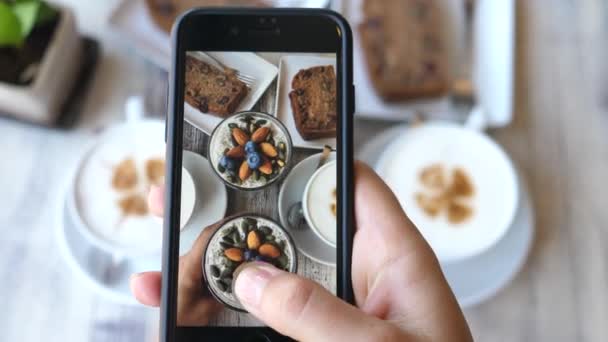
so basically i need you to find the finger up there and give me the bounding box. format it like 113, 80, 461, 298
130, 272, 162, 307
148, 185, 164, 217
233, 263, 400, 342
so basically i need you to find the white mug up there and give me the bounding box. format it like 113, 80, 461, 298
376, 108, 519, 264
302, 160, 338, 248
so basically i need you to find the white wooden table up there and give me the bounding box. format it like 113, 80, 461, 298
1, 0, 607, 341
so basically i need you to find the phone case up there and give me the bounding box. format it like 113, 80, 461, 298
162, 8, 353, 341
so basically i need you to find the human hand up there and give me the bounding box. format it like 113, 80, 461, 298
131, 162, 472, 341
129, 186, 222, 326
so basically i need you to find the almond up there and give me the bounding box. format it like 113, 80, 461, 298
239, 160, 251, 181
232, 127, 249, 146
224, 248, 243, 262
226, 145, 245, 158
259, 159, 273, 175
247, 231, 261, 250
251, 126, 270, 143
260, 142, 278, 157
259, 243, 281, 258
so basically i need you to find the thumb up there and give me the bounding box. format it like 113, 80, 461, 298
233, 263, 398, 342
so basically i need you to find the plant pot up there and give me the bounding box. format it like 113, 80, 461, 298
0, 5, 82, 125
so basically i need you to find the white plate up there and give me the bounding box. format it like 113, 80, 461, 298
356, 127, 534, 308
278, 152, 337, 266
275, 55, 337, 149
109, 0, 331, 70
179, 151, 228, 256
335, 0, 514, 128
184, 51, 278, 135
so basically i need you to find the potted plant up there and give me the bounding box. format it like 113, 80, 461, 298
0, 0, 82, 125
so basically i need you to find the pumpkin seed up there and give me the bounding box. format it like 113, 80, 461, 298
239, 117, 249, 123
277, 240, 286, 250
265, 235, 275, 242
277, 255, 288, 269
210, 265, 220, 278
244, 217, 257, 228
244, 115, 254, 122
216, 280, 227, 292
223, 148, 230, 154
227, 175, 236, 183
255, 119, 267, 126
217, 163, 226, 173
220, 268, 233, 278
219, 241, 233, 249
266, 132, 273, 142
278, 142, 286, 152
238, 223, 248, 237
277, 159, 285, 167
252, 169, 260, 181
278, 150, 285, 161
221, 236, 234, 244
258, 226, 272, 235
235, 241, 246, 249
228, 123, 237, 129
269, 138, 275, 146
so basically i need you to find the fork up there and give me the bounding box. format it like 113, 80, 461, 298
205, 53, 256, 86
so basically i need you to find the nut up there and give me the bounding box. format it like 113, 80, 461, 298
232, 127, 249, 146
251, 127, 270, 143
224, 248, 243, 262
239, 160, 252, 181
247, 231, 261, 250
260, 142, 278, 158
259, 243, 281, 258
259, 159, 273, 175
226, 145, 245, 158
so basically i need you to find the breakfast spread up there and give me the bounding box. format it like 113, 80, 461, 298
208, 112, 291, 190
358, 0, 450, 101
289, 65, 337, 140
204, 215, 296, 311
145, 0, 268, 33
185, 55, 249, 117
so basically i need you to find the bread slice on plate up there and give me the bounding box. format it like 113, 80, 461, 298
289, 65, 337, 141
358, 0, 451, 101
185, 55, 249, 118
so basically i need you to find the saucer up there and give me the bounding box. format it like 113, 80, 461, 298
357, 126, 534, 308
179, 151, 227, 256
278, 152, 337, 266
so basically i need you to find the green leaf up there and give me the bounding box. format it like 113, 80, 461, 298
0, 2, 23, 47
12, 1, 41, 38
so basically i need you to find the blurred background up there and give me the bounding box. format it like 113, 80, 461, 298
0, 0, 607, 341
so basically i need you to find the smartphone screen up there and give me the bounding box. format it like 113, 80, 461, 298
176, 50, 339, 327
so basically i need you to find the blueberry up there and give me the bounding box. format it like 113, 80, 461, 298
220, 156, 237, 171
245, 141, 258, 154
244, 249, 258, 261
254, 255, 268, 263
247, 152, 262, 170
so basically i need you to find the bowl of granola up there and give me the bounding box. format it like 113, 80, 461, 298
202, 214, 298, 311
207, 111, 293, 191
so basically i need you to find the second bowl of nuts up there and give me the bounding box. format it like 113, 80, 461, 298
207, 111, 293, 191
202, 215, 298, 312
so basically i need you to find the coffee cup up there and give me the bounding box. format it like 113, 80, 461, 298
376, 118, 519, 264
302, 160, 337, 248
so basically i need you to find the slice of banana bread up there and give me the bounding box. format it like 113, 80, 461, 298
289, 65, 337, 141
358, 0, 450, 101
185, 55, 248, 117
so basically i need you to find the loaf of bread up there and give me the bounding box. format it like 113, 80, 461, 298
358, 0, 450, 101
185, 55, 248, 117
289, 65, 337, 141
146, 0, 268, 33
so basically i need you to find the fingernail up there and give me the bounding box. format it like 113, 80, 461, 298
234, 263, 282, 309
